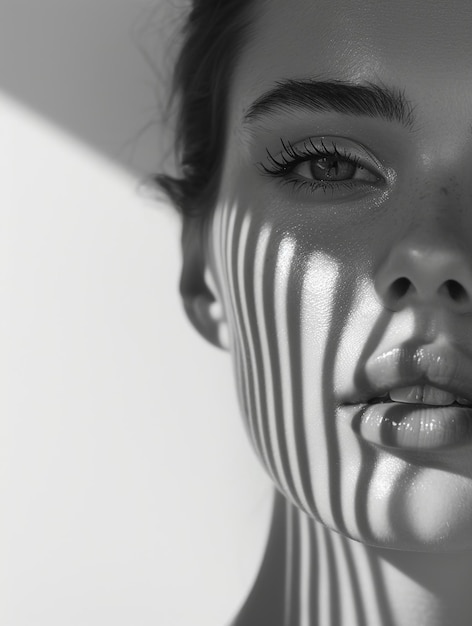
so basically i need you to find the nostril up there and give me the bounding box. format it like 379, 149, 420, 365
389, 277, 413, 299
441, 279, 469, 303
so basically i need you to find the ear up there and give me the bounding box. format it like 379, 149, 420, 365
179, 217, 229, 350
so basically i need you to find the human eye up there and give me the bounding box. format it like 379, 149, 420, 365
257, 136, 385, 198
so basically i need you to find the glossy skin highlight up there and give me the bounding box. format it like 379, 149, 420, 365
204, 0, 472, 551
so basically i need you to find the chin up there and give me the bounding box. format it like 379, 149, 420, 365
347, 471, 472, 553
316, 516, 472, 554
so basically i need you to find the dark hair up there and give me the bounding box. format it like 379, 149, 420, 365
154, 0, 256, 218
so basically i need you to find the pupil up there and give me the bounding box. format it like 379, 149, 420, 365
312, 157, 356, 181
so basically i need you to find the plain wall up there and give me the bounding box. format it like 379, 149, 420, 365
1, 2, 272, 625
0, 0, 181, 174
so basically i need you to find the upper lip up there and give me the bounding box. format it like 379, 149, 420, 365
343, 344, 472, 405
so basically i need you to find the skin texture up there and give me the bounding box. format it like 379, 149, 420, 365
181, 0, 472, 623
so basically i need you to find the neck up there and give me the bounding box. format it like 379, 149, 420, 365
232, 490, 472, 626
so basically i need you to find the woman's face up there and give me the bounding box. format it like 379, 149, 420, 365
203, 0, 472, 550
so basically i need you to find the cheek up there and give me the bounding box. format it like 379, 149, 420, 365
208, 201, 353, 522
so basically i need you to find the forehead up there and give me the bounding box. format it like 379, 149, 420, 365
230, 0, 472, 127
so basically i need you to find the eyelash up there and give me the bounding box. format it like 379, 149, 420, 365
257, 137, 376, 196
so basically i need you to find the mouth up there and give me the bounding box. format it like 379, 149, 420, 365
347, 344, 472, 405
346, 345, 472, 450
366, 385, 472, 408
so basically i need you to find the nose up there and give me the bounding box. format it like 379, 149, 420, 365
374, 234, 472, 313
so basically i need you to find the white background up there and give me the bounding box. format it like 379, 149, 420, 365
1, 2, 272, 625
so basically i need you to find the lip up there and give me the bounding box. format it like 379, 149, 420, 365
353, 403, 472, 450
347, 345, 472, 405
345, 345, 472, 450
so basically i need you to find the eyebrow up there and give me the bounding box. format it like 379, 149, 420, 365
242, 79, 416, 130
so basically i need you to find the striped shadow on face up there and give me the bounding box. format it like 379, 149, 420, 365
208, 200, 355, 522
206, 197, 435, 550
202, 199, 446, 625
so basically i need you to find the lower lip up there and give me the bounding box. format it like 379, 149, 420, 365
354, 402, 472, 450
